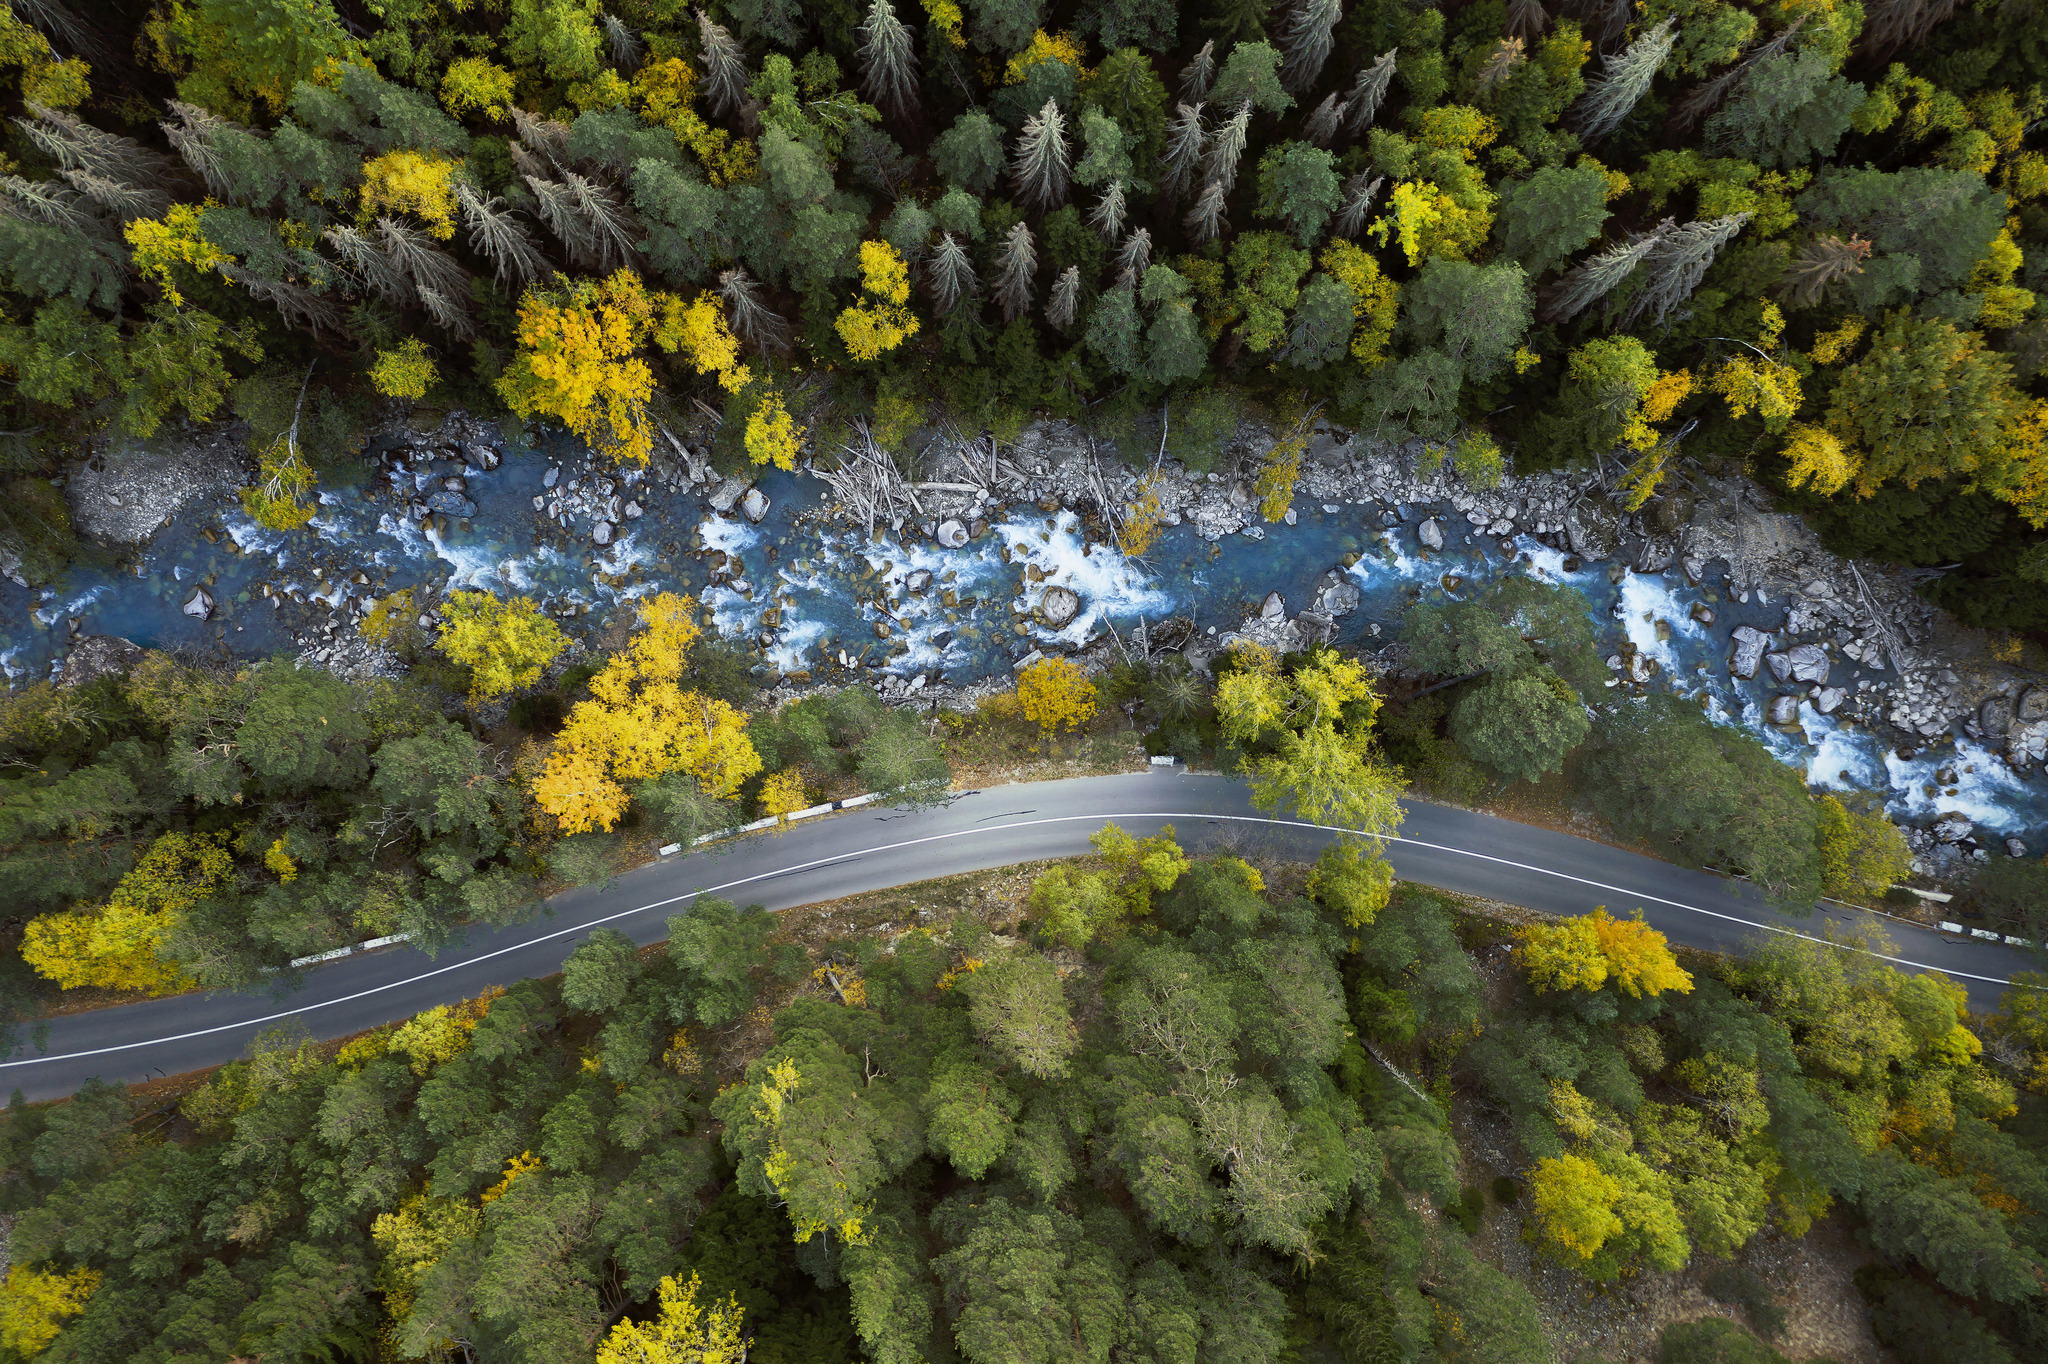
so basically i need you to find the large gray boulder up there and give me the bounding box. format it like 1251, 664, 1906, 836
1039, 585, 1081, 627
707, 477, 749, 514
1785, 643, 1829, 684
68, 433, 253, 546
1729, 625, 1770, 679
2018, 685, 2048, 723
1766, 693, 1802, 725
1259, 591, 1286, 621
1933, 812, 1974, 843
936, 518, 970, 547
2010, 717, 2048, 768
1812, 686, 1847, 715
60, 635, 145, 687
1565, 501, 1620, 561
1417, 518, 1444, 551
1982, 692, 2015, 739
741, 487, 771, 523
1312, 574, 1362, 617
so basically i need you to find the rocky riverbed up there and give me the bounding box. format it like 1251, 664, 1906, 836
9, 405, 2048, 883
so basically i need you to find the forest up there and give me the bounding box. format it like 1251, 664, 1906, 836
4, 832, 2048, 1363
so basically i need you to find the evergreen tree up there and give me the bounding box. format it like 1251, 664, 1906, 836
1302, 92, 1342, 147
1203, 100, 1252, 195
1331, 172, 1383, 239
1341, 50, 1398, 136
1088, 179, 1127, 244
1256, 141, 1341, 247
1159, 101, 1207, 203
994, 221, 1038, 322
1277, 0, 1341, 92
1203, 0, 1274, 47
1180, 39, 1216, 101
1046, 264, 1081, 330
694, 9, 749, 120
1211, 41, 1292, 113
1086, 281, 1142, 372
1010, 99, 1071, 213
859, 0, 922, 122
932, 110, 1007, 194
926, 230, 977, 313
1539, 221, 1669, 324
1492, 164, 1611, 280
1570, 17, 1675, 140
1623, 212, 1748, 328
1184, 180, 1228, 244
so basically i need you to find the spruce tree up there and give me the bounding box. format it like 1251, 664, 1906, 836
1088, 179, 1127, 244
1624, 212, 1749, 328
602, 13, 644, 68
1332, 173, 1383, 238
1778, 233, 1871, 309
994, 221, 1038, 322
1507, 0, 1548, 40
1277, 0, 1342, 93
694, 9, 749, 119
1159, 101, 1207, 203
1113, 226, 1152, 290
1341, 50, 1398, 136
1302, 92, 1342, 147
1539, 221, 1669, 324
1203, 100, 1252, 195
926, 231, 977, 314
858, 0, 921, 122
1011, 99, 1071, 213
1183, 180, 1228, 244
1046, 264, 1081, 330
719, 266, 791, 353
1570, 17, 1676, 140
1179, 40, 1216, 101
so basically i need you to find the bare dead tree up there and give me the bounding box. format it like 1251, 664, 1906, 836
455, 181, 550, 290
1778, 233, 1872, 308
1046, 264, 1081, 331
1331, 173, 1384, 239
719, 266, 792, 354
1184, 179, 1228, 244
1302, 92, 1343, 147
1180, 40, 1217, 101
1159, 101, 1207, 204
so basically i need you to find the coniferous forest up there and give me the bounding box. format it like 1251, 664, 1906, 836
0, 0, 2046, 1359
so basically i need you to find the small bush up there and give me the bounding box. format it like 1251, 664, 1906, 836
1491, 1175, 1520, 1205
509, 692, 565, 732
1654, 1318, 1792, 1364
1703, 1264, 1787, 1340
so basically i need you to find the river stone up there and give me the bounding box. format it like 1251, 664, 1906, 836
425, 489, 477, 517
1636, 539, 1675, 574
1982, 693, 2015, 738
61, 635, 145, 687
708, 477, 748, 513
440, 474, 467, 492
1765, 652, 1794, 683
1690, 602, 1715, 626
1812, 686, 1847, 715
182, 587, 214, 621
2018, 685, 2048, 723
1312, 576, 1362, 617
936, 518, 970, 547
1417, 518, 1444, 550
741, 488, 771, 523
467, 442, 500, 470
905, 568, 933, 593
592, 520, 614, 546
1039, 585, 1081, 627
623, 500, 643, 519
1260, 591, 1286, 621
1933, 812, 1974, 843
544, 466, 560, 488
2009, 838, 2030, 858
1766, 693, 1802, 725
1565, 501, 1620, 561
1785, 643, 1829, 684
2010, 718, 2048, 767
1729, 625, 1770, 679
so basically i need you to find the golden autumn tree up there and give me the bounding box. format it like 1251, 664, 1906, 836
535, 592, 763, 834
834, 241, 921, 362
0, 1264, 102, 1358
22, 831, 231, 992
596, 1272, 749, 1364
1517, 907, 1693, 998
434, 591, 569, 704
498, 269, 663, 465
1015, 657, 1098, 742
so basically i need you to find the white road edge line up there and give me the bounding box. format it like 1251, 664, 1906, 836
1, 810, 2024, 1071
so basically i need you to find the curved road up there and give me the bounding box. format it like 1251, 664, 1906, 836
1, 770, 2033, 1101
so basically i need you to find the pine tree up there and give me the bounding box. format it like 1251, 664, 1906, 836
1203, 100, 1252, 195
1507, 0, 1549, 39
1539, 221, 1669, 324
720, 266, 792, 353
1778, 233, 1872, 308
858, 0, 921, 122
161, 101, 232, 200
1332, 172, 1384, 238
1011, 99, 1071, 213
1667, 20, 1803, 133
695, 9, 749, 119
455, 182, 549, 290
1476, 37, 1527, 91
325, 225, 413, 304
1180, 40, 1216, 101
1277, 0, 1342, 92
1113, 226, 1152, 290
525, 173, 636, 271
376, 218, 474, 337
926, 230, 977, 313
1159, 101, 1207, 203
1341, 50, 1398, 136
994, 221, 1038, 322
1046, 264, 1081, 330
1570, 17, 1675, 141
1183, 180, 1228, 244
1302, 91, 1342, 146
1623, 212, 1749, 328
1864, 0, 1954, 52
1088, 179, 1128, 243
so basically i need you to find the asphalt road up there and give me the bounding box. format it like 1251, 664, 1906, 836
2, 770, 2033, 1102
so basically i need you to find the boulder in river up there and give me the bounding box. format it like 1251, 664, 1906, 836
61, 635, 145, 687
1635, 539, 1675, 574
466, 442, 500, 470
1039, 585, 1081, 627
1982, 692, 2015, 739
1417, 518, 1444, 550
425, 489, 477, 518
741, 487, 771, 523
1729, 625, 1770, 679
936, 518, 970, 547
708, 477, 748, 513
905, 568, 933, 593
1565, 501, 1620, 561
2008, 838, 2030, 858
544, 466, 560, 488
1933, 812, 1974, 843
1260, 591, 1286, 621
182, 587, 213, 621
2010, 717, 2048, 768
1312, 575, 1362, 617
2019, 685, 2048, 723
592, 520, 614, 546
1812, 686, 1847, 715
1766, 693, 1802, 725
1765, 651, 1794, 683
623, 500, 643, 519
1785, 643, 1830, 685
1690, 602, 1715, 626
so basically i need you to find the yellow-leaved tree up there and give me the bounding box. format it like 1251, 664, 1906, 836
1318, 240, 1400, 371
22, 830, 231, 992
596, 1272, 748, 1364
434, 591, 569, 704
1015, 657, 1098, 743
535, 592, 763, 834
835, 241, 921, 362
1517, 907, 1693, 998
498, 269, 664, 465
371, 337, 438, 400
359, 150, 461, 238
0, 1264, 102, 1358
1215, 646, 1406, 840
